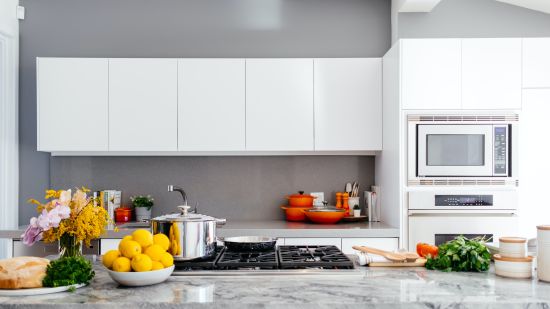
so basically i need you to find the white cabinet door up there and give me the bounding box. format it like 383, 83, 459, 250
246, 59, 314, 151
283, 238, 341, 249
523, 38, 550, 88
401, 39, 462, 110
109, 59, 178, 151
178, 59, 245, 151
462, 38, 522, 110
37, 58, 108, 151
341, 238, 399, 254
519, 89, 550, 239
314, 58, 382, 150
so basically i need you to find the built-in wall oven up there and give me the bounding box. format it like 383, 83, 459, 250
408, 114, 518, 186
408, 190, 518, 250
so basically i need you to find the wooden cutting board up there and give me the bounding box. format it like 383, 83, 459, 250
368, 258, 427, 267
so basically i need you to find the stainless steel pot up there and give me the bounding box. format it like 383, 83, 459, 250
151, 205, 226, 261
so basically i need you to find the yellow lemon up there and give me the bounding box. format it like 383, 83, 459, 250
160, 252, 174, 268
153, 233, 170, 251
151, 261, 164, 271
122, 235, 133, 242
112, 257, 131, 272
102, 250, 121, 269
131, 253, 153, 272
119, 240, 141, 259
144, 244, 165, 262
132, 229, 153, 248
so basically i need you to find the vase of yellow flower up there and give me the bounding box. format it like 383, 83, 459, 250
59, 234, 82, 258
22, 188, 114, 257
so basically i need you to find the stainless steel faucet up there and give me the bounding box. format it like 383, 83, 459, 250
168, 185, 188, 206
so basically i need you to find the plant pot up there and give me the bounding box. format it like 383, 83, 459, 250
135, 207, 152, 222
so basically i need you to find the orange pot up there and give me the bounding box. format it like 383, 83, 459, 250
281, 206, 310, 222
286, 191, 316, 207
303, 208, 346, 224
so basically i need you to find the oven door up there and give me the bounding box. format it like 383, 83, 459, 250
408, 213, 517, 251
417, 125, 493, 177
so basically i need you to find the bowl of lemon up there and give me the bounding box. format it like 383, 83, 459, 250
102, 229, 175, 286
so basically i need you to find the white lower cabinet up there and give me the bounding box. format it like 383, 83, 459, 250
341, 238, 399, 254
283, 238, 341, 249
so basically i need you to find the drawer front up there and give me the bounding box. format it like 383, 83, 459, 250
283, 238, 341, 249
341, 238, 399, 254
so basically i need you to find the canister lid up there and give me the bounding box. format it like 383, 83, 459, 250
499, 237, 527, 243
493, 254, 533, 262
537, 225, 550, 231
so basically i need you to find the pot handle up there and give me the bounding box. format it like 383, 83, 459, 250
215, 218, 227, 227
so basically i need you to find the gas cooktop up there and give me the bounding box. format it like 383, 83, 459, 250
173, 245, 356, 276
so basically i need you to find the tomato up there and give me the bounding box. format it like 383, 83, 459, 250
416, 243, 439, 258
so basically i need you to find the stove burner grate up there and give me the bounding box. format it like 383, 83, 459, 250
278, 245, 354, 269
216, 248, 279, 270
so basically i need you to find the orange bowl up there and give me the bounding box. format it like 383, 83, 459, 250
303, 210, 346, 224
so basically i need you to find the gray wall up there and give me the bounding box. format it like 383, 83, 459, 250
19, 0, 390, 224
398, 0, 550, 38
50, 156, 375, 221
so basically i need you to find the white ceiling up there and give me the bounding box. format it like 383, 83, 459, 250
496, 0, 550, 14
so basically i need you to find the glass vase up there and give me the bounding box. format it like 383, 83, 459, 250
59, 234, 82, 258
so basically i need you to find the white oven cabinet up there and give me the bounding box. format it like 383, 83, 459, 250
37, 58, 109, 151
523, 38, 550, 88
314, 58, 382, 150
341, 238, 398, 254
108, 58, 178, 151
283, 238, 341, 249
245, 59, 314, 151
408, 215, 518, 251
178, 59, 246, 151
401, 39, 462, 110
462, 38, 522, 110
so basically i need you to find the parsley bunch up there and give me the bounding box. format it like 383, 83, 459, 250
43, 256, 95, 287
425, 236, 492, 272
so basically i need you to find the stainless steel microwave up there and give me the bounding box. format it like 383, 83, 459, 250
407, 114, 518, 186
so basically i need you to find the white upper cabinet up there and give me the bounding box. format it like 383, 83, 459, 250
462, 38, 522, 110
178, 59, 245, 151
523, 38, 550, 88
37, 58, 108, 151
401, 39, 462, 110
314, 58, 382, 150
109, 59, 178, 151
245, 59, 314, 151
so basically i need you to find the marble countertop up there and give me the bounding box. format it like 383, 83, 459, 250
0, 220, 399, 239
1, 263, 550, 308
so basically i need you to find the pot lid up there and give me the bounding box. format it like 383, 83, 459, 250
152, 205, 219, 222
499, 237, 527, 243
287, 191, 315, 199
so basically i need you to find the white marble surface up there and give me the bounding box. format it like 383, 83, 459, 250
1, 264, 550, 308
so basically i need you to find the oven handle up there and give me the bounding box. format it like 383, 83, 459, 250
408, 210, 517, 216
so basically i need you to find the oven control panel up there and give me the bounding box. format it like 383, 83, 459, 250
435, 195, 493, 206
494, 125, 508, 176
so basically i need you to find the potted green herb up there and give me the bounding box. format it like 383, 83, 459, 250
131, 195, 154, 222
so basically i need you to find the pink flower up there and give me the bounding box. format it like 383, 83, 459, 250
21, 218, 43, 246
57, 205, 71, 219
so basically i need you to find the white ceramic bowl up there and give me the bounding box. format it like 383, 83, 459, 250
499, 237, 527, 258
107, 266, 175, 286
493, 254, 533, 279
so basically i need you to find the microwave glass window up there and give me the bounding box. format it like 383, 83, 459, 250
426, 134, 485, 166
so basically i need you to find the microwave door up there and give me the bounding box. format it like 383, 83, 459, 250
417, 125, 493, 177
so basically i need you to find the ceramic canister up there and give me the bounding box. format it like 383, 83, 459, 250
537, 225, 550, 282
499, 237, 527, 258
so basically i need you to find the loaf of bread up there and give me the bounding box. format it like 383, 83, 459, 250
0, 256, 50, 289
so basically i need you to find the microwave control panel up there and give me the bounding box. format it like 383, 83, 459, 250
494, 125, 508, 176
435, 195, 494, 206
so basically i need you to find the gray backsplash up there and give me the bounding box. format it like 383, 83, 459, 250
50, 156, 374, 221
